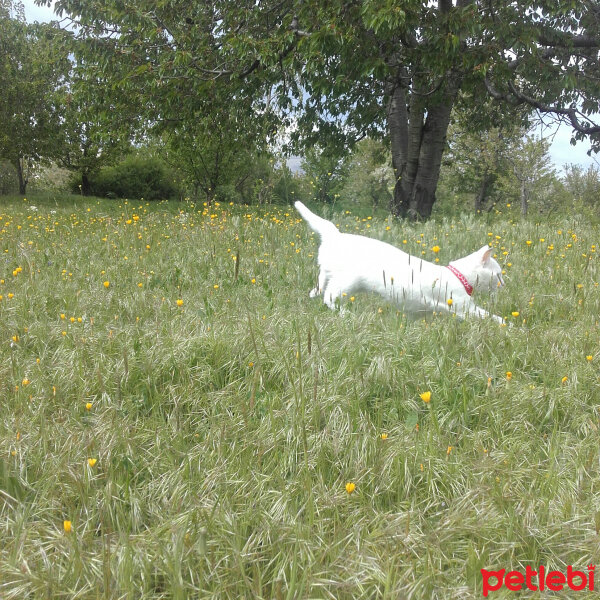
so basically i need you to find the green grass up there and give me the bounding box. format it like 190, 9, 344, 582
0, 193, 599, 598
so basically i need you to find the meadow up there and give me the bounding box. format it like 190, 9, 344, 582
0, 193, 599, 599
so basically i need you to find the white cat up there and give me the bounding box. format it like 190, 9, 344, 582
295, 201, 505, 323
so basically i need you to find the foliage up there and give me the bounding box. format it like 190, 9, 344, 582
1, 194, 599, 597
0, 160, 18, 194
30, 163, 72, 193
496, 135, 558, 216
41, 0, 600, 218
55, 55, 135, 194
159, 105, 273, 205
71, 154, 181, 200
441, 120, 527, 212
340, 138, 394, 210
300, 146, 348, 206
271, 162, 306, 205
0, 2, 69, 193
562, 163, 600, 205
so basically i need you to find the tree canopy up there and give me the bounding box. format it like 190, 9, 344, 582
33, 0, 600, 216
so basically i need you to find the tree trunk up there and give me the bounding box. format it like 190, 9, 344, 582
15, 158, 27, 195
81, 171, 91, 195
520, 179, 528, 216
474, 172, 494, 212
387, 78, 459, 220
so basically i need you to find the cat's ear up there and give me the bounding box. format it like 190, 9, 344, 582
480, 245, 492, 265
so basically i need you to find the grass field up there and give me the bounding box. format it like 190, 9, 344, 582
1, 193, 599, 599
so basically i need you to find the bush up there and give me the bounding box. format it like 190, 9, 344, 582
72, 155, 181, 200
0, 161, 18, 195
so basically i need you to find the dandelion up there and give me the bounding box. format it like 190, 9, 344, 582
586, 355, 593, 362
63, 520, 72, 533
12, 335, 18, 343
213, 284, 219, 290
345, 482, 356, 494
447, 298, 453, 306
447, 446, 453, 455
380, 433, 388, 440
176, 299, 184, 307
420, 391, 431, 403
511, 311, 520, 317
431, 245, 440, 253
103, 281, 110, 288
85, 402, 92, 411
22, 378, 30, 386
87, 458, 97, 467
561, 376, 568, 384
506, 371, 512, 381
526, 240, 532, 246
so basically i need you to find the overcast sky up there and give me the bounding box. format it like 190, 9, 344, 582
22, 0, 599, 173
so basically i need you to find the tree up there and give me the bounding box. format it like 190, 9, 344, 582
159, 100, 273, 205
496, 135, 557, 216
300, 146, 348, 206
442, 119, 526, 213
56, 57, 133, 195
340, 138, 393, 210
0, 2, 68, 194
43, 0, 600, 218
562, 163, 600, 206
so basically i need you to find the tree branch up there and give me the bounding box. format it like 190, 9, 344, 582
507, 81, 600, 134
537, 33, 600, 50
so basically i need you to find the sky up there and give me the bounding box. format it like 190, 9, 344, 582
21, 0, 599, 173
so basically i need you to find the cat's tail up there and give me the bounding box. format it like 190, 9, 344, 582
294, 201, 339, 239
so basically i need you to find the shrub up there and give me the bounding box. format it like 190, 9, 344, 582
0, 161, 18, 194
71, 155, 182, 200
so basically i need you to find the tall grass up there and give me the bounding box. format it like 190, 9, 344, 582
0, 194, 599, 598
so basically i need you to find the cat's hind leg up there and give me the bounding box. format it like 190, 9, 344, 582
321, 277, 350, 310
309, 270, 328, 298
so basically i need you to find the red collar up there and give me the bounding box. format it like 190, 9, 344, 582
446, 265, 473, 296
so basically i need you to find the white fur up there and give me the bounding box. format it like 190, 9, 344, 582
295, 201, 505, 323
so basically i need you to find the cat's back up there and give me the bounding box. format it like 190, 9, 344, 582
320, 231, 409, 265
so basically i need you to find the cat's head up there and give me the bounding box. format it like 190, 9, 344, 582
453, 245, 505, 293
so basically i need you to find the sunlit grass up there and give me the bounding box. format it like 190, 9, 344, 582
0, 194, 599, 598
